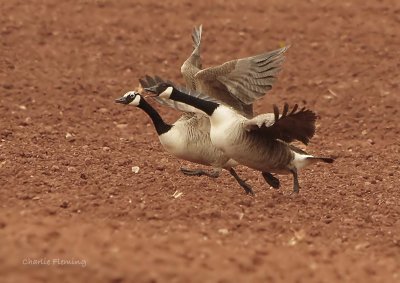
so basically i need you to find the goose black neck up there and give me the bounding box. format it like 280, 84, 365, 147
170, 88, 219, 116
138, 99, 172, 135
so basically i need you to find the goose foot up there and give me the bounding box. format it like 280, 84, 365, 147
229, 168, 255, 196
290, 168, 300, 194
180, 167, 220, 178
262, 172, 280, 189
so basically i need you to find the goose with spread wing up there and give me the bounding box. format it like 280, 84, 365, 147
152, 24, 288, 188
145, 82, 334, 194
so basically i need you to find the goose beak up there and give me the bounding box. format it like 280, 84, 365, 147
115, 96, 129, 104
143, 86, 157, 96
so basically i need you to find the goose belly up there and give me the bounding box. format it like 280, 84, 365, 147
158, 123, 229, 167
211, 126, 293, 173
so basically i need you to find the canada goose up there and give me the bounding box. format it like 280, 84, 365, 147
114, 89, 256, 195
144, 75, 282, 190
139, 75, 222, 178
144, 82, 334, 194
151, 25, 288, 188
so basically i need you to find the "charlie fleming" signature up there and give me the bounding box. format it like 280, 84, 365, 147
22, 258, 87, 267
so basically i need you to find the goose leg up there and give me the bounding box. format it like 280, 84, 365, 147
180, 167, 220, 178
228, 168, 254, 195
261, 172, 280, 189
290, 168, 300, 194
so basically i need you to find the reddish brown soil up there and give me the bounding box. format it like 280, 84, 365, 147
1, 0, 400, 282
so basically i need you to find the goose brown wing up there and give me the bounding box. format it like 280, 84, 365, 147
181, 25, 203, 89
190, 24, 202, 69
194, 46, 288, 105
244, 103, 317, 145
139, 75, 163, 89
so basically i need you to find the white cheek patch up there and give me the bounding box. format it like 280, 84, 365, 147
159, 86, 173, 99
124, 91, 135, 97
130, 95, 141, 106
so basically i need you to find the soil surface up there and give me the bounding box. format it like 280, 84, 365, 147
1, 0, 400, 282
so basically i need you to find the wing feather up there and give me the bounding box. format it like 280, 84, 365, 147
244, 103, 317, 145
181, 25, 203, 89
282, 103, 289, 117
195, 46, 289, 105
139, 78, 149, 88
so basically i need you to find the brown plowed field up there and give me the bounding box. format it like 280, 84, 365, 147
1, 0, 400, 282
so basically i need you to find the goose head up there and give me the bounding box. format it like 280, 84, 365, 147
115, 91, 142, 106
144, 82, 174, 99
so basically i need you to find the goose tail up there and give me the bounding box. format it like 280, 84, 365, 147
305, 156, 335, 164
292, 151, 335, 170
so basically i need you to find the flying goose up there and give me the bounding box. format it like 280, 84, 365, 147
114, 88, 256, 195
144, 82, 334, 194
150, 25, 288, 188
144, 76, 282, 191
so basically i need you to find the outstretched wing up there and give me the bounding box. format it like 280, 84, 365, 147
244, 103, 317, 145
181, 25, 203, 89
138, 74, 164, 89
190, 24, 202, 69
195, 46, 288, 105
